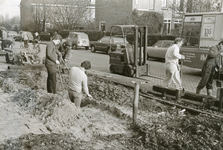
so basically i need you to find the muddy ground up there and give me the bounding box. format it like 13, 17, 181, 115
0, 68, 222, 150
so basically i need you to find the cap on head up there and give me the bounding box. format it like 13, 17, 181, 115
52, 35, 61, 41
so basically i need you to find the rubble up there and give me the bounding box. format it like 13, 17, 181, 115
0, 69, 222, 149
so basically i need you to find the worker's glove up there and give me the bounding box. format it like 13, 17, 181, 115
56, 60, 60, 65
215, 67, 219, 72
181, 55, 185, 59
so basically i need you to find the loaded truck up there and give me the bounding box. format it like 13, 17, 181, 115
180, 12, 223, 72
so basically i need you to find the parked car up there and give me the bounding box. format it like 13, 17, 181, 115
67, 32, 89, 50
8, 31, 18, 37
13, 35, 22, 41
147, 40, 174, 60
90, 36, 129, 54
18, 31, 34, 42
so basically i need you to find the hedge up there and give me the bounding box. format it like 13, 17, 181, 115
57, 30, 176, 45
58, 30, 104, 41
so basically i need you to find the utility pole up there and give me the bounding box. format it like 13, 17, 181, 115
171, 0, 176, 33
35, 2, 38, 32
221, 0, 223, 12
43, 0, 46, 32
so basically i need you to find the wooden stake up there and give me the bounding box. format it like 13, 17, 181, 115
133, 83, 140, 123
218, 88, 223, 113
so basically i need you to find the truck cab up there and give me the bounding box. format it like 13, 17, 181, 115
180, 12, 223, 71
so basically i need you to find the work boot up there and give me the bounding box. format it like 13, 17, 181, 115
162, 88, 166, 98
181, 88, 185, 96
175, 90, 181, 100
207, 89, 212, 96
196, 87, 201, 94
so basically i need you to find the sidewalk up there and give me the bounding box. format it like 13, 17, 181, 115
87, 69, 219, 101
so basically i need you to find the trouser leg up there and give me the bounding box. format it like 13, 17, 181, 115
176, 90, 181, 100
163, 65, 172, 88
46, 65, 57, 94
172, 70, 182, 90
162, 88, 166, 97
68, 90, 83, 107
24, 40, 28, 48
197, 62, 212, 92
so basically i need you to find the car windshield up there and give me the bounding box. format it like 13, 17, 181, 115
79, 34, 88, 39
153, 41, 163, 47
113, 38, 127, 43
162, 41, 173, 47
70, 34, 77, 39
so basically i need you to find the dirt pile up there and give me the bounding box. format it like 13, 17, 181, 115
0, 69, 222, 150
88, 77, 223, 150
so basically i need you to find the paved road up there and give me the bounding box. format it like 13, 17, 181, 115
6, 41, 220, 96
67, 47, 221, 96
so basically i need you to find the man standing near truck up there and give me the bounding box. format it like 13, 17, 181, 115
196, 41, 223, 96
162, 38, 185, 100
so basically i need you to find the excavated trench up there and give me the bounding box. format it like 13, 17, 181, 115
0, 68, 222, 150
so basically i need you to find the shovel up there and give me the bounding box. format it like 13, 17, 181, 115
216, 56, 222, 87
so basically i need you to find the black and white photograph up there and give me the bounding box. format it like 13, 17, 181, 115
0, 0, 223, 149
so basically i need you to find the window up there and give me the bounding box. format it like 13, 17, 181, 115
101, 37, 108, 42
137, 0, 154, 10
163, 19, 171, 34
149, 0, 154, 10
153, 41, 163, 47
163, 41, 173, 47
162, 0, 167, 8
181, 22, 201, 47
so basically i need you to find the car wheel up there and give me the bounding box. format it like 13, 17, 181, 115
91, 45, 96, 52
107, 47, 111, 55
72, 44, 77, 50
123, 65, 134, 77
85, 46, 89, 50
109, 65, 115, 73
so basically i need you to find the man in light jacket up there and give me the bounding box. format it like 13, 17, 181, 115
162, 38, 185, 100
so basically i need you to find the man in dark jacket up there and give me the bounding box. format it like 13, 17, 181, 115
58, 39, 72, 62
196, 41, 223, 96
45, 36, 61, 94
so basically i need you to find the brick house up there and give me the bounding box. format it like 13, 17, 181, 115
95, 0, 180, 34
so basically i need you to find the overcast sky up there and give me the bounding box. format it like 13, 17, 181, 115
0, 0, 21, 18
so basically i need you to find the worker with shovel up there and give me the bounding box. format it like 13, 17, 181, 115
68, 61, 92, 107
45, 36, 61, 94
196, 41, 223, 96
162, 38, 185, 100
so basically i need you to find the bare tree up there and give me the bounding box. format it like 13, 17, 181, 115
131, 10, 163, 34
42, 0, 92, 30
168, 0, 221, 14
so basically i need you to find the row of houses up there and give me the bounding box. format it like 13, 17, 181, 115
20, 0, 184, 34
